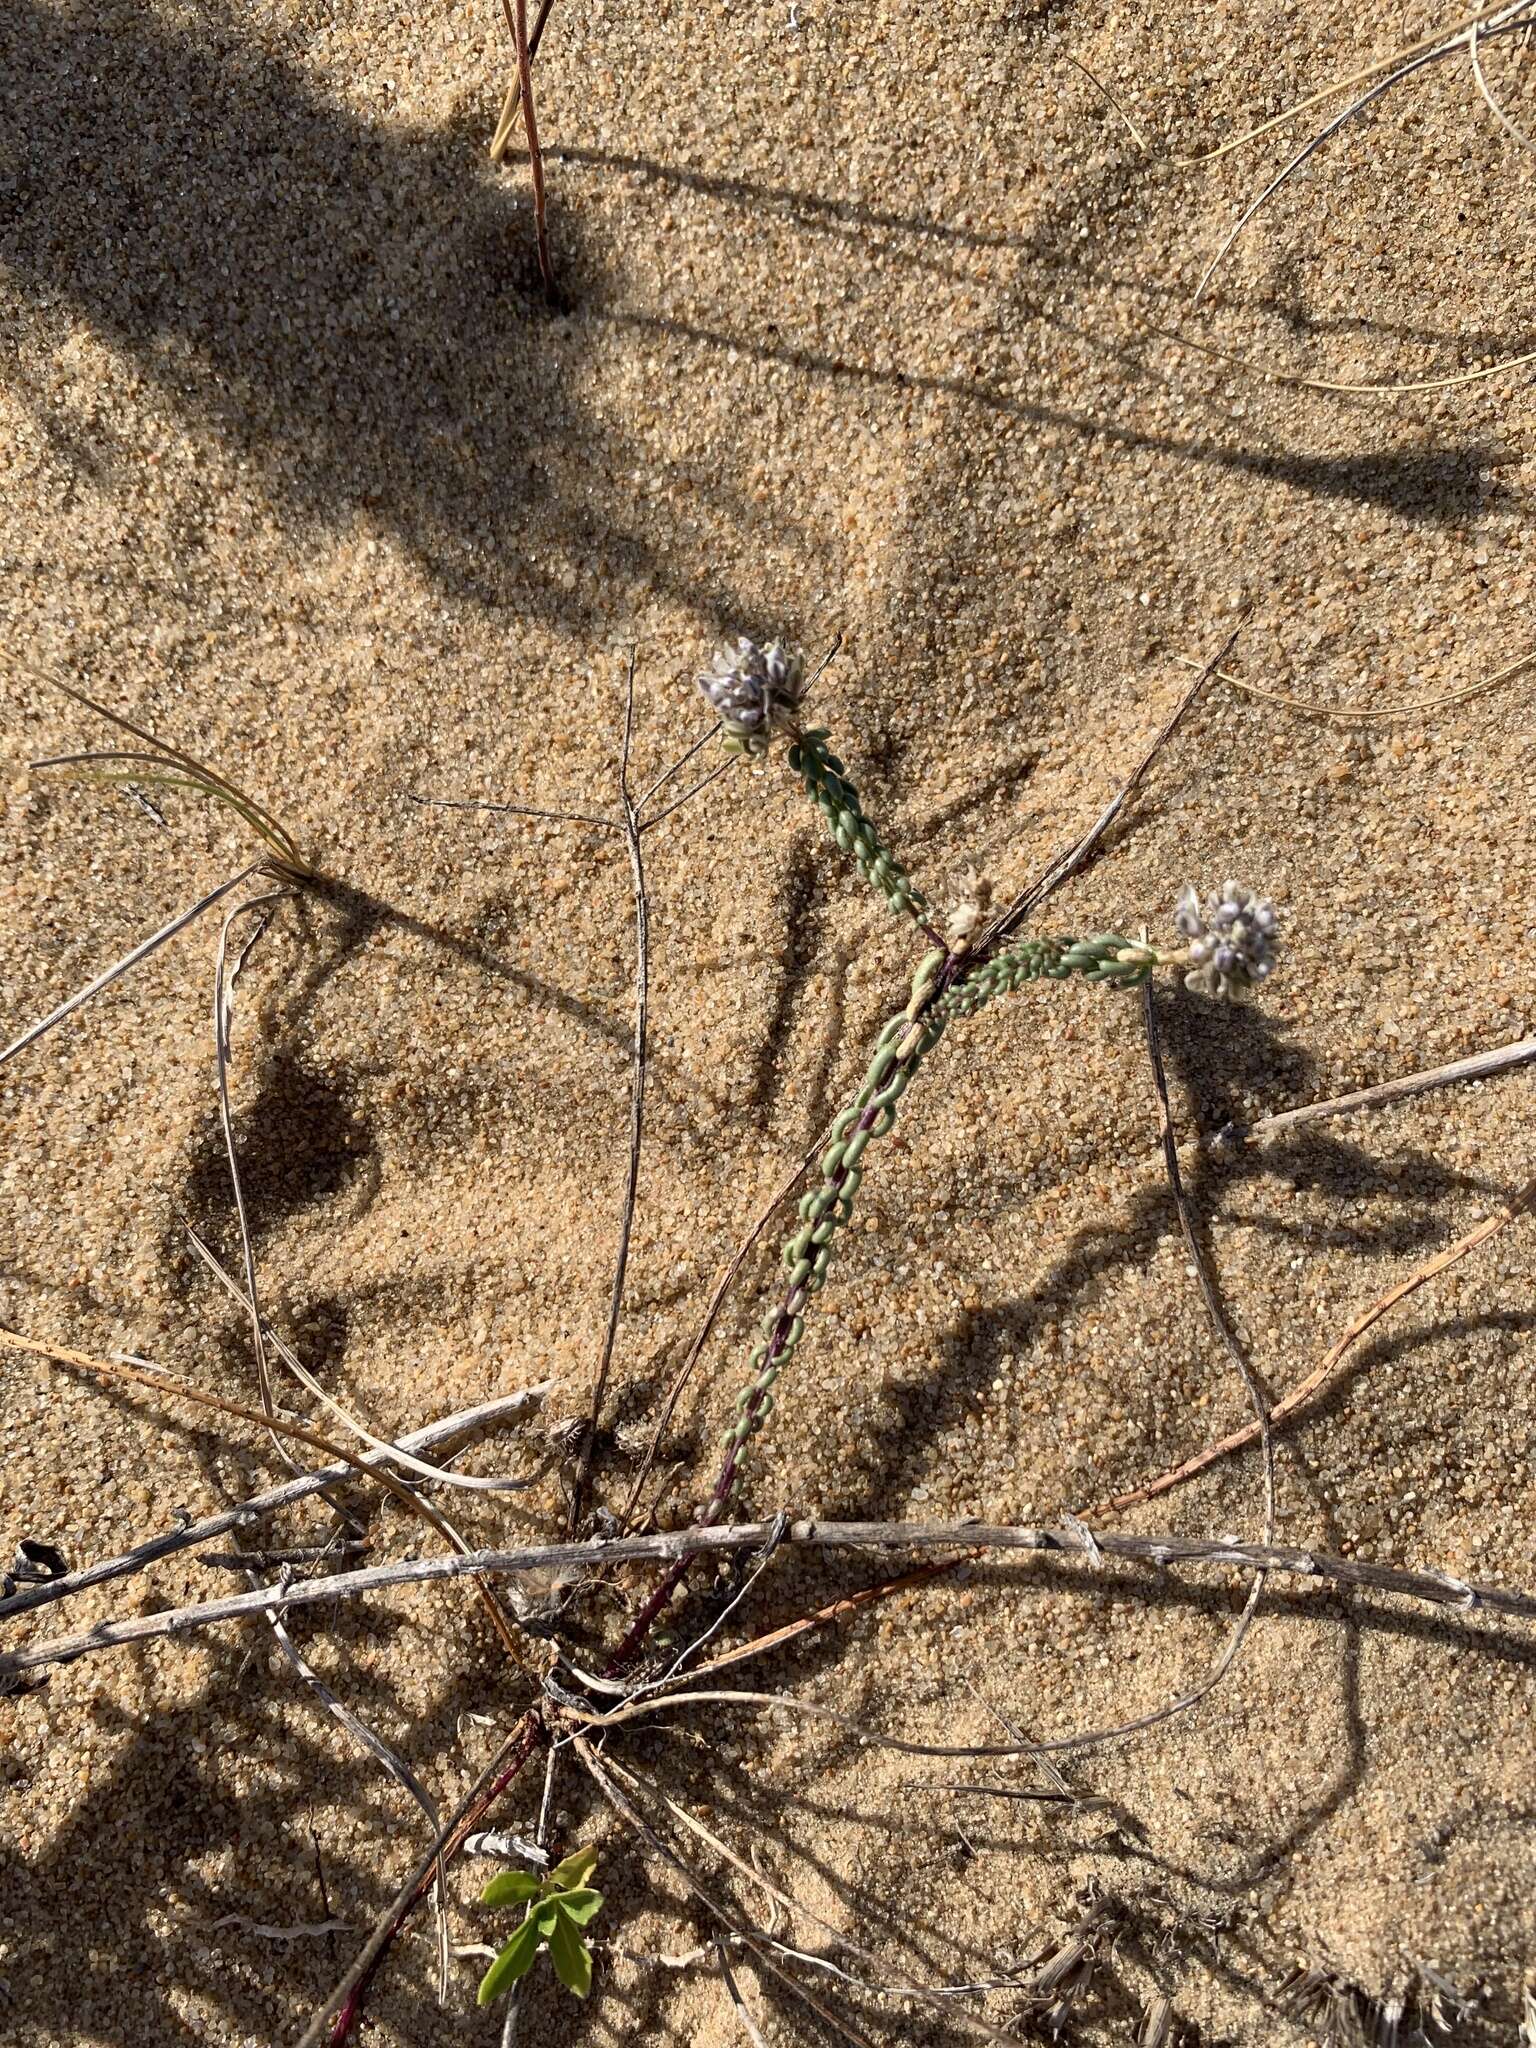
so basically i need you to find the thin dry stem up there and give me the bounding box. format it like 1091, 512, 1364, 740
985, 619, 1243, 950
1176, 644, 1536, 722
569, 654, 649, 1531
0, 863, 262, 1070
11, 1513, 1535, 1684
1227, 1035, 1536, 1146
1094, 1174, 1536, 1515
0, 1326, 531, 1664
0, 1386, 547, 1622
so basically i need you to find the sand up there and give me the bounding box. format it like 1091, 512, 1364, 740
2, 0, 1534, 2041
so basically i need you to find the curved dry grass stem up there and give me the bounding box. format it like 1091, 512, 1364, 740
21, 666, 313, 877
1063, 49, 1149, 152
1177, 643, 1536, 722
1470, 12, 1536, 149
184, 1224, 546, 1495
1188, 4, 1535, 300
1178, 0, 1532, 167
1153, 320, 1536, 396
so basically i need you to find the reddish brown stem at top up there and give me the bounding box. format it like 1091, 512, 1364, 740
502, 0, 552, 291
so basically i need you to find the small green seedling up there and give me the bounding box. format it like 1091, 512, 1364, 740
476, 1844, 603, 2005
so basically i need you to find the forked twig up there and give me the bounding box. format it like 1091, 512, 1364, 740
488, 0, 559, 159
0, 1327, 531, 1663
500, 0, 552, 290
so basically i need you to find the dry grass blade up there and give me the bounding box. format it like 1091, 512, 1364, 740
1192, 42, 1468, 302
0, 1326, 531, 1664
185, 1224, 544, 1493
1150, 319, 1536, 395
612, 1757, 1028, 2016
1094, 1173, 1536, 1516
1064, 48, 1149, 152
1176, 644, 1536, 722
22, 666, 312, 876
638, 757, 734, 836
572, 1737, 906, 2048
0, 862, 262, 1070
1179, 0, 1531, 166
184, 1224, 545, 1493
405, 790, 618, 831
244, 1570, 453, 2004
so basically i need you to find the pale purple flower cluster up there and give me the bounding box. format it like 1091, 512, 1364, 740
1174, 880, 1279, 1000
696, 637, 804, 755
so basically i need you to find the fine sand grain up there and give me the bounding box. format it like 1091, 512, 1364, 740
2, 2, 1534, 2042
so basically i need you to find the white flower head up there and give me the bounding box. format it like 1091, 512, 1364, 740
696, 637, 805, 756
1173, 879, 1279, 1000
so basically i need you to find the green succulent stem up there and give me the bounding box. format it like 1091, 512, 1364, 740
940, 932, 1176, 1016
701, 930, 1186, 1515
787, 726, 927, 928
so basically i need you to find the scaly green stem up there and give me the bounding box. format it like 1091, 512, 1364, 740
787, 726, 928, 928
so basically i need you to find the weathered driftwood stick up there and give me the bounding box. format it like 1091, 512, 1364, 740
5, 1517, 1531, 1685
1222, 1035, 1536, 1147
0, 1387, 549, 1624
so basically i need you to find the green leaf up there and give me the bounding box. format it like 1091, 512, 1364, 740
533, 1902, 561, 1939
545, 1910, 593, 1999
550, 1886, 603, 1928
547, 1844, 599, 1892
476, 1917, 541, 2006
479, 1870, 542, 1909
